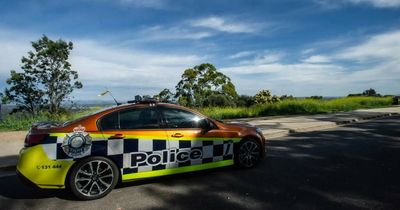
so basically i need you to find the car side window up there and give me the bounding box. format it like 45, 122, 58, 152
99, 112, 119, 130
99, 108, 160, 130
120, 108, 160, 129
161, 107, 207, 129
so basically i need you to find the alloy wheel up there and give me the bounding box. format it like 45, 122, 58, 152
74, 160, 114, 197
238, 140, 260, 167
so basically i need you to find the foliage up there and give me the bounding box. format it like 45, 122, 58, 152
254, 89, 280, 104
175, 63, 238, 107
280, 95, 294, 100
3, 35, 82, 115
236, 95, 255, 107
362, 88, 380, 97
348, 88, 381, 97
0, 97, 393, 131
347, 93, 363, 97
155, 88, 174, 102
0, 107, 101, 131
202, 94, 235, 107
199, 97, 392, 120
4, 71, 45, 114
307, 96, 323, 100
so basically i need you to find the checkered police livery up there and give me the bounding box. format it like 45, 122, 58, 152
40, 134, 235, 176
118, 139, 234, 175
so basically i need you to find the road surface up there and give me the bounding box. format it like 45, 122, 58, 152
0, 116, 399, 210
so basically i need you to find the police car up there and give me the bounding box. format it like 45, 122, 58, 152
17, 100, 266, 200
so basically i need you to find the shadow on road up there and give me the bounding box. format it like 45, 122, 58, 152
131, 116, 400, 210
0, 116, 399, 210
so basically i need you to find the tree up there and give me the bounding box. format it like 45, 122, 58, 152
362, 88, 380, 97
307, 96, 323, 100
3, 70, 45, 114
175, 63, 238, 107
236, 95, 255, 107
254, 89, 280, 104
280, 95, 294, 100
4, 35, 82, 114
155, 88, 174, 102
203, 94, 235, 107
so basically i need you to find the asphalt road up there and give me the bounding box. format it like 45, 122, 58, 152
0, 116, 399, 210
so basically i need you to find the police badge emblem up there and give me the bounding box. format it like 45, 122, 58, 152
62, 125, 92, 158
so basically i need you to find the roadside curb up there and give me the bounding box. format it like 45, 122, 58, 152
264, 112, 399, 139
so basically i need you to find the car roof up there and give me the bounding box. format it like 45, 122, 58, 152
93, 102, 204, 117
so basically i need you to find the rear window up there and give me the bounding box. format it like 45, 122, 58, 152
99, 108, 160, 130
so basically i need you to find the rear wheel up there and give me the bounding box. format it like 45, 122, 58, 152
68, 156, 119, 200
235, 139, 261, 168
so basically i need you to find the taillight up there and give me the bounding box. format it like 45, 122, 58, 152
24, 134, 49, 147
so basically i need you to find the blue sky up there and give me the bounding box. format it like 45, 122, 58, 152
0, 0, 400, 100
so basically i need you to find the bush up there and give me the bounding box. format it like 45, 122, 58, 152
306, 96, 323, 100
203, 94, 235, 107
236, 95, 255, 107
254, 90, 280, 104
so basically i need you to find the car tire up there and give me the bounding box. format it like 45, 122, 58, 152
68, 156, 119, 200
235, 138, 262, 168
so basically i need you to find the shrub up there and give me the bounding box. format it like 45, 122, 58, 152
203, 94, 235, 107
254, 90, 280, 104
236, 95, 255, 107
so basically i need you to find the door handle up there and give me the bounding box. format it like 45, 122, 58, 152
171, 133, 184, 138
110, 134, 125, 139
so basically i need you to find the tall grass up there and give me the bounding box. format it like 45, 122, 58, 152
0, 107, 101, 131
199, 97, 392, 120
0, 97, 393, 131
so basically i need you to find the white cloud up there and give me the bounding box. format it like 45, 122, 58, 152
302, 55, 331, 63
0, 28, 205, 100
190, 16, 262, 33
221, 29, 400, 96
0, 29, 32, 79
229, 51, 255, 59
1, 27, 400, 99
347, 0, 400, 7
315, 0, 400, 8
118, 0, 168, 9
301, 48, 316, 55
335, 30, 400, 61
70, 41, 204, 99
238, 52, 284, 65
137, 25, 213, 41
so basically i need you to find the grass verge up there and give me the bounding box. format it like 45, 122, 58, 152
0, 97, 393, 131
0, 107, 100, 131
199, 97, 393, 120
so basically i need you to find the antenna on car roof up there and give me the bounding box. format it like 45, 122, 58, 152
98, 90, 121, 106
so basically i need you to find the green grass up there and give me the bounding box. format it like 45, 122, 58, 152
0, 97, 393, 131
199, 96, 393, 120
0, 107, 101, 131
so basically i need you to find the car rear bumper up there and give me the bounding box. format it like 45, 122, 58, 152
17, 145, 75, 189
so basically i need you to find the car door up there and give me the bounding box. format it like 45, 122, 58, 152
98, 106, 170, 180
159, 106, 235, 169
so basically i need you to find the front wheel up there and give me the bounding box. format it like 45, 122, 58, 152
68, 156, 119, 200
235, 139, 261, 168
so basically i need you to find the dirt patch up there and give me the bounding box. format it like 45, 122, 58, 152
0, 131, 26, 156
